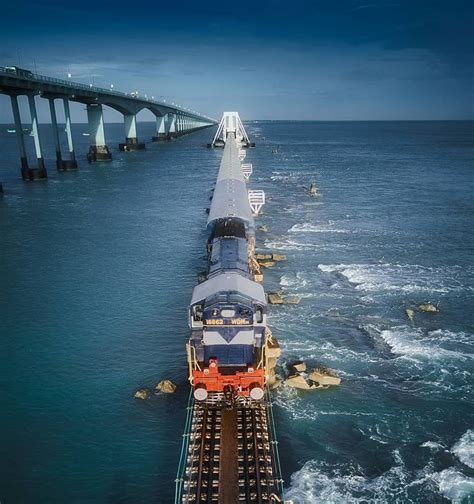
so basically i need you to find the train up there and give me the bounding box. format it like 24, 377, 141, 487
186, 126, 270, 404
3, 66, 34, 78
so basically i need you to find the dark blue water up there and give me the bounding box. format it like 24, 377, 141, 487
1, 121, 473, 503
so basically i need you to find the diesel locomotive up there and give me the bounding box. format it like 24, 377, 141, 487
186, 130, 270, 404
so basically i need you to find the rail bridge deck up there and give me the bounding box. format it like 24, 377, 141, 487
176, 117, 285, 503
176, 394, 283, 503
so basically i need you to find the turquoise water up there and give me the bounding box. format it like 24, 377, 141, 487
1, 121, 473, 503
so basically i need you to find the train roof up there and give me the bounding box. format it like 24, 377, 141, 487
207, 135, 254, 230
190, 272, 266, 306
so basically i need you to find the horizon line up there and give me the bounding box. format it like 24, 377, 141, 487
1, 119, 473, 125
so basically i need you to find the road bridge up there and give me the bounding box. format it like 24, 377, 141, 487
0, 66, 216, 182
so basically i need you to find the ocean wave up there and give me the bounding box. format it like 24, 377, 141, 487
432, 468, 474, 504
420, 441, 446, 451
289, 222, 350, 234
378, 326, 473, 362
280, 272, 309, 289
453, 430, 474, 469
265, 239, 351, 251
285, 458, 429, 504
318, 262, 472, 295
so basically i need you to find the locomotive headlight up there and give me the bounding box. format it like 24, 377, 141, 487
221, 309, 235, 317
194, 385, 208, 401
249, 384, 264, 401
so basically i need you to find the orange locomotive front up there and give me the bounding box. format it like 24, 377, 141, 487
192, 358, 265, 402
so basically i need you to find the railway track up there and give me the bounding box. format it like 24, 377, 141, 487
180, 401, 282, 503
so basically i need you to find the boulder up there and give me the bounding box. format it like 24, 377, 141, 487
285, 374, 311, 390
134, 388, 150, 400
284, 296, 301, 305
255, 254, 272, 260
267, 357, 279, 370
258, 225, 269, 232
308, 368, 341, 386
269, 378, 282, 390
405, 308, 415, 321
259, 261, 275, 268
418, 303, 439, 313
268, 293, 284, 304
291, 361, 306, 373
254, 273, 264, 283
266, 338, 282, 359
155, 380, 177, 394
267, 370, 282, 390
272, 254, 287, 262
309, 183, 318, 195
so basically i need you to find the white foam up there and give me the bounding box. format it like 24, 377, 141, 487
285, 459, 426, 503
266, 239, 349, 251
453, 430, 474, 469
420, 441, 445, 451
433, 468, 474, 504
317, 263, 470, 294
280, 272, 308, 289
379, 327, 472, 361
289, 223, 350, 234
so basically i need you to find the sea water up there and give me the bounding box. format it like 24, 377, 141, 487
0, 121, 473, 503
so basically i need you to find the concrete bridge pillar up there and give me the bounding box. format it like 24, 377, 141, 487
27, 95, 48, 180
86, 104, 112, 162
169, 113, 177, 138
10, 95, 32, 180
152, 115, 167, 142
48, 98, 63, 170
63, 99, 78, 170
119, 114, 145, 151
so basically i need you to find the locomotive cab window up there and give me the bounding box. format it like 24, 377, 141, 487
192, 305, 203, 322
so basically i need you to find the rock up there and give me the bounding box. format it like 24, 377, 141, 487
258, 225, 268, 232
134, 388, 150, 400
308, 368, 341, 386
259, 261, 275, 268
309, 383, 330, 390
285, 374, 311, 390
266, 338, 282, 359
267, 357, 279, 370
405, 308, 415, 321
284, 296, 301, 305
269, 378, 282, 390
155, 380, 177, 394
267, 370, 282, 390
418, 303, 439, 313
268, 292, 284, 304
309, 183, 318, 196
291, 361, 306, 373
272, 254, 287, 261
255, 254, 273, 260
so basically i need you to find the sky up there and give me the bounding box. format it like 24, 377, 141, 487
0, 0, 473, 122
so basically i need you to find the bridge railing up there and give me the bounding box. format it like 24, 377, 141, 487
0, 67, 214, 121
